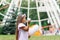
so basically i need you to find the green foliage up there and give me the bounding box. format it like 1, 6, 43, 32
2, 23, 16, 34
40, 12, 48, 19
21, 0, 28, 7
29, 9, 38, 20
6, 0, 12, 3
1, 8, 18, 34
30, 0, 36, 8
0, 15, 3, 21
0, 25, 3, 34
0, 27, 3, 34
29, 22, 39, 26
20, 8, 27, 15
59, 4, 60, 8
2, 15, 16, 34
0, 4, 8, 21
0, 0, 49, 34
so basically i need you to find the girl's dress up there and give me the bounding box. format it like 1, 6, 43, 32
18, 23, 28, 40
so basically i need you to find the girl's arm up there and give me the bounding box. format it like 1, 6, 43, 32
20, 26, 29, 31
21, 21, 30, 31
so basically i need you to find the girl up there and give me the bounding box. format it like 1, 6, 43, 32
16, 14, 29, 40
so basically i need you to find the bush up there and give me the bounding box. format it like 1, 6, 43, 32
2, 21, 16, 35
0, 25, 3, 34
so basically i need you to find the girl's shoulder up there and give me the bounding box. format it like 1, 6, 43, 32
18, 23, 26, 27
19, 23, 25, 25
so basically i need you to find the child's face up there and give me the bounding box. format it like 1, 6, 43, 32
22, 17, 26, 23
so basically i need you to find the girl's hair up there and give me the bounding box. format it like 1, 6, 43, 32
16, 14, 26, 40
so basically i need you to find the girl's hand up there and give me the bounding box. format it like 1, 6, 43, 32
28, 35, 31, 38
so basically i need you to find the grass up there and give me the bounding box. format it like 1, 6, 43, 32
29, 35, 60, 40
0, 35, 60, 40
0, 35, 15, 40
